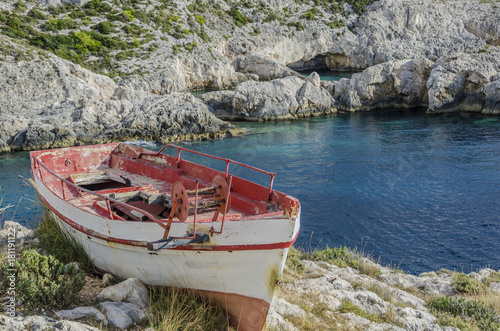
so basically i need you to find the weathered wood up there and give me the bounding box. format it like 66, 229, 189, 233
70, 172, 109, 186
186, 185, 220, 195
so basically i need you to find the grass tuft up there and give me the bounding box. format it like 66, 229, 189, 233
35, 208, 94, 273
142, 286, 230, 330
339, 299, 381, 323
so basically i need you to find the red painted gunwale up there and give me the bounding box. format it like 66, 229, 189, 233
31, 143, 300, 251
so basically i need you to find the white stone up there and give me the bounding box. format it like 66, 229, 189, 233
57, 307, 106, 322
99, 301, 147, 329
1, 315, 100, 331
271, 298, 307, 319
97, 278, 149, 308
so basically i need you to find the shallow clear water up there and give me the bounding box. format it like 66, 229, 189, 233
2, 110, 499, 274
299, 68, 356, 81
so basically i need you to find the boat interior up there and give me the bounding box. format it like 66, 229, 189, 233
31, 143, 292, 224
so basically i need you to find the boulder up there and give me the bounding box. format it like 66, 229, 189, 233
99, 301, 147, 329
57, 307, 106, 322
234, 54, 303, 81
97, 278, 149, 308
199, 90, 236, 118
482, 77, 500, 115
229, 74, 335, 120
271, 298, 307, 319
0, 221, 34, 246
426, 49, 500, 114
335, 57, 433, 111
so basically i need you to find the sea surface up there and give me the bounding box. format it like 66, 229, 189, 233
1, 71, 499, 275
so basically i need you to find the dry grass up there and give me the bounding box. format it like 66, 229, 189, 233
141, 286, 231, 331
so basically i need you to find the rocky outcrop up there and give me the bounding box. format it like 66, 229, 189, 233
202, 72, 335, 120
0, 39, 239, 152
268, 259, 499, 331
426, 48, 500, 115
464, 4, 500, 46
96, 278, 149, 308
0, 221, 35, 248
233, 53, 302, 81
335, 58, 433, 112
1, 315, 101, 331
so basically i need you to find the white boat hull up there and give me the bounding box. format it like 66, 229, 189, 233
34, 170, 300, 330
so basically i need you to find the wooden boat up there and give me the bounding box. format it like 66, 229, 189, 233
30, 142, 300, 330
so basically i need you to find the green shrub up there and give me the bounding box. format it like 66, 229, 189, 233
301, 8, 320, 20
264, 11, 279, 23
122, 10, 134, 21
453, 273, 487, 295
227, 7, 253, 27
35, 210, 94, 272
13, 1, 27, 13
93, 21, 114, 34
250, 27, 261, 36
3, 249, 86, 309
172, 44, 181, 55
28, 9, 48, 20
325, 18, 345, 29
195, 14, 205, 24
82, 0, 113, 16
428, 297, 500, 330
288, 21, 305, 31
42, 18, 77, 31
346, 0, 374, 15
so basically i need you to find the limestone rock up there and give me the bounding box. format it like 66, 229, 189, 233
482, 78, 500, 115
426, 49, 500, 114
57, 307, 106, 322
492, 282, 500, 293
0, 38, 236, 151
335, 57, 433, 111
272, 298, 307, 319
0, 221, 34, 246
102, 273, 115, 286
464, 4, 500, 45
1, 315, 100, 331
97, 278, 149, 308
99, 301, 147, 329
233, 53, 303, 81
199, 90, 236, 118
229, 74, 335, 120
267, 311, 298, 331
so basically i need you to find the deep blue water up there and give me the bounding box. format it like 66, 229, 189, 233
1, 110, 499, 275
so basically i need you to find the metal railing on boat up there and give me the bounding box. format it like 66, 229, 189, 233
138, 144, 276, 199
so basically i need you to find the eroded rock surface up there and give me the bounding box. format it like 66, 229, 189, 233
203, 72, 335, 120
426, 49, 500, 115
0, 39, 238, 152
335, 57, 433, 112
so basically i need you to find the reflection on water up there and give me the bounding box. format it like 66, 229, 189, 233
1, 110, 499, 274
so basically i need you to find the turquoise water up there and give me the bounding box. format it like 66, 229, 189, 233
299, 68, 355, 81
2, 110, 499, 275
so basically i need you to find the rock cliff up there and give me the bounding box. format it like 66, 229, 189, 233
0, 38, 239, 152
0, 0, 499, 151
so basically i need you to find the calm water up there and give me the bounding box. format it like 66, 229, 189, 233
1, 110, 499, 275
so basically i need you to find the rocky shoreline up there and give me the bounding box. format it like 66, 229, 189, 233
1, 220, 499, 330
0, 0, 498, 152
